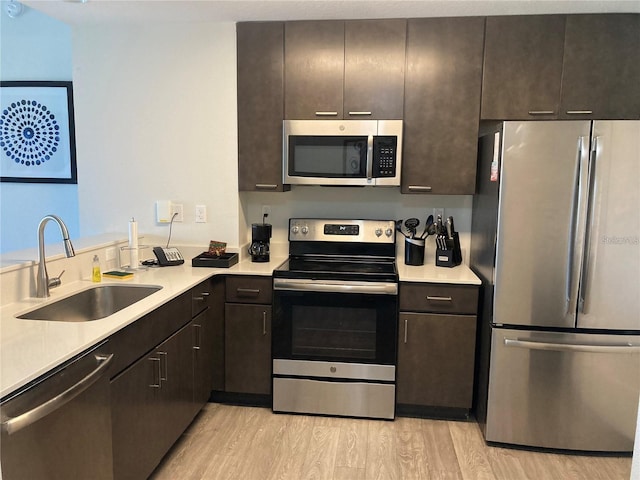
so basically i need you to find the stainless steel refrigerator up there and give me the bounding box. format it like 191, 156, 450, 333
470, 120, 640, 452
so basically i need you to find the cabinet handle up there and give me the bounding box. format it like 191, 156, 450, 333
404, 318, 408, 344
149, 357, 162, 389
193, 292, 210, 301
255, 184, 278, 190
528, 110, 555, 115
263, 311, 267, 335
193, 324, 202, 350
348, 111, 372, 116
407, 185, 432, 192
426, 295, 453, 302
314, 111, 338, 116
566, 110, 593, 115
157, 351, 168, 382
237, 288, 260, 297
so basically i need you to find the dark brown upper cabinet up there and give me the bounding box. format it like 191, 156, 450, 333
402, 17, 485, 195
482, 13, 640, 120
237, 22, 289, 192
560, 14, 640, 120
284, 19, 406, 120
481, 15, 566, 120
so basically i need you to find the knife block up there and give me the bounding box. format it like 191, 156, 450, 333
435, 232, 462, 267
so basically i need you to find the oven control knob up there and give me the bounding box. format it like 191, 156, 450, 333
330, 366, 337, 373
301, 226, 309, 235
385, 228, 393, 237
375, 228, 382, 237
291, 225, 299, 235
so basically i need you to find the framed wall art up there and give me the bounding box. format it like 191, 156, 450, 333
1, 81, 77, 183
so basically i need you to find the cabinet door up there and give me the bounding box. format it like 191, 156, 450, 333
397, 313, 477, 409
111, 352, 165, 480
284, 21, 345, 119
237, 22, 288, 192
402, 17, 485, 194
560, 14, 640, 119
481, 15, 565, 120
224, 303, 272, 395
111, 324, 194, 480
344, 19, 406, 119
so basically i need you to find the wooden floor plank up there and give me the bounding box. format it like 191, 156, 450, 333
150, 404, 633, 480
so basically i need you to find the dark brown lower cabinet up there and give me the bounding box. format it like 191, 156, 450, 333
224, 303, 272, 395
111, 322, 194, 480
397, 312, 477, 412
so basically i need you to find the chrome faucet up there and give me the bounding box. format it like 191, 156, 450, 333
36, 215, 76, 298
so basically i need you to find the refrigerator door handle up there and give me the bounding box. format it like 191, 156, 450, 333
579, 136, 599, 314
566, 136, 590, 316
504, 337, 640, 354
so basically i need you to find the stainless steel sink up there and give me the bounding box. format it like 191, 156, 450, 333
17, 284, 163, 322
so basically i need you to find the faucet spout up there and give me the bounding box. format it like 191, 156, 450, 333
36, 215, 76, 298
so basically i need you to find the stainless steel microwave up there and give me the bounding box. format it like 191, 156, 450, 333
283, 120, 403, 187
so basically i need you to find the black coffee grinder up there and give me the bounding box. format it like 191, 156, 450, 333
249, 214, 272, 262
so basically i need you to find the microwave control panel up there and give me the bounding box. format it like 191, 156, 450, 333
372, 137, 398, 177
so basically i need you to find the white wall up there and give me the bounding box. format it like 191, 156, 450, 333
0, 2, 79, 253
72, 22, 240, 250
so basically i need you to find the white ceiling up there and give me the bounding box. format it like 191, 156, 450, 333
18, 0, 640, 25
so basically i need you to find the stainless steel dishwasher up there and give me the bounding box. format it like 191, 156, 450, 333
1, 342, 114, 480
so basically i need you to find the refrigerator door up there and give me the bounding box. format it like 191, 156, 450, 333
485, 327, 640, 452
494, 121, 591, 328
577, 121, 640, 331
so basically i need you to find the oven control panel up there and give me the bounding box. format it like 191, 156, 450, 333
289, 219, 395, 243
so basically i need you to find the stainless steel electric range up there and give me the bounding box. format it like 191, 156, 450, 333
272, 218, 398, 420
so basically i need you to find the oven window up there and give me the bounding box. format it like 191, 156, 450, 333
291, 305, 376, 360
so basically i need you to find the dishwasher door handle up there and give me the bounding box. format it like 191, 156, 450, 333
1, 353, 114, 435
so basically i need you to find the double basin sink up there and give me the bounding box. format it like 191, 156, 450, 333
18, 284, 162, 322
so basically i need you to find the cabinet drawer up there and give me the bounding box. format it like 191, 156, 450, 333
191, 279, 214, 317
400, 283, 478, 314
226, 276, 272, 304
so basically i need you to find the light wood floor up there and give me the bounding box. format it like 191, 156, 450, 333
150, 403, 632, 480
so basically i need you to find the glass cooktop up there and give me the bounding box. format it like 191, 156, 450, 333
274, 255, 398, 282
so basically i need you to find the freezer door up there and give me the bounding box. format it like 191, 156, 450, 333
494, 121, 591, 328
577, 121, 640, 331
486, 328, 640, 452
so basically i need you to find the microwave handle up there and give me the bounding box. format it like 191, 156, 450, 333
366, 135, 374, 180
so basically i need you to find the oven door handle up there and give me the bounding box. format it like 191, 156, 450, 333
273, 279, 398, 295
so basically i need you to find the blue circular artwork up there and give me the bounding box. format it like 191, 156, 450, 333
0, 99, 60, 167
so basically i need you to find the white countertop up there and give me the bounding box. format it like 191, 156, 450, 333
0, 255, 285, 399
0, 251, 479, 399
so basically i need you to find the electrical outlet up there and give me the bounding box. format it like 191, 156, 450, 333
105, 247, 117, 262
433, 207, 445, 219
195, 205, 207, 223
262, 205, 271, 218
171, 204, 184, 222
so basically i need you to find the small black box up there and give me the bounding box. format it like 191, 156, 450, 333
191, 252, 239, 268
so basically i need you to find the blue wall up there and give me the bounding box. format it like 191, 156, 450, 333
0, 2, 79, 253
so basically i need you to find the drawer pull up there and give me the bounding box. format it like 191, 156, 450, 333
193, 324, 202, 350
315, 111, 338, 116
193, 292, 210, 301
157, 351, 168, 381
426, 295, 453, 302
263, 311, 267, 335
348, 111, 372, 116
237, 288, 260, 297
407, 185, 432, 192
528, 110, 555, 115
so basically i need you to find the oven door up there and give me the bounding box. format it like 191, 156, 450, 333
272, 279, 398, 419
272, 279, 398, 365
